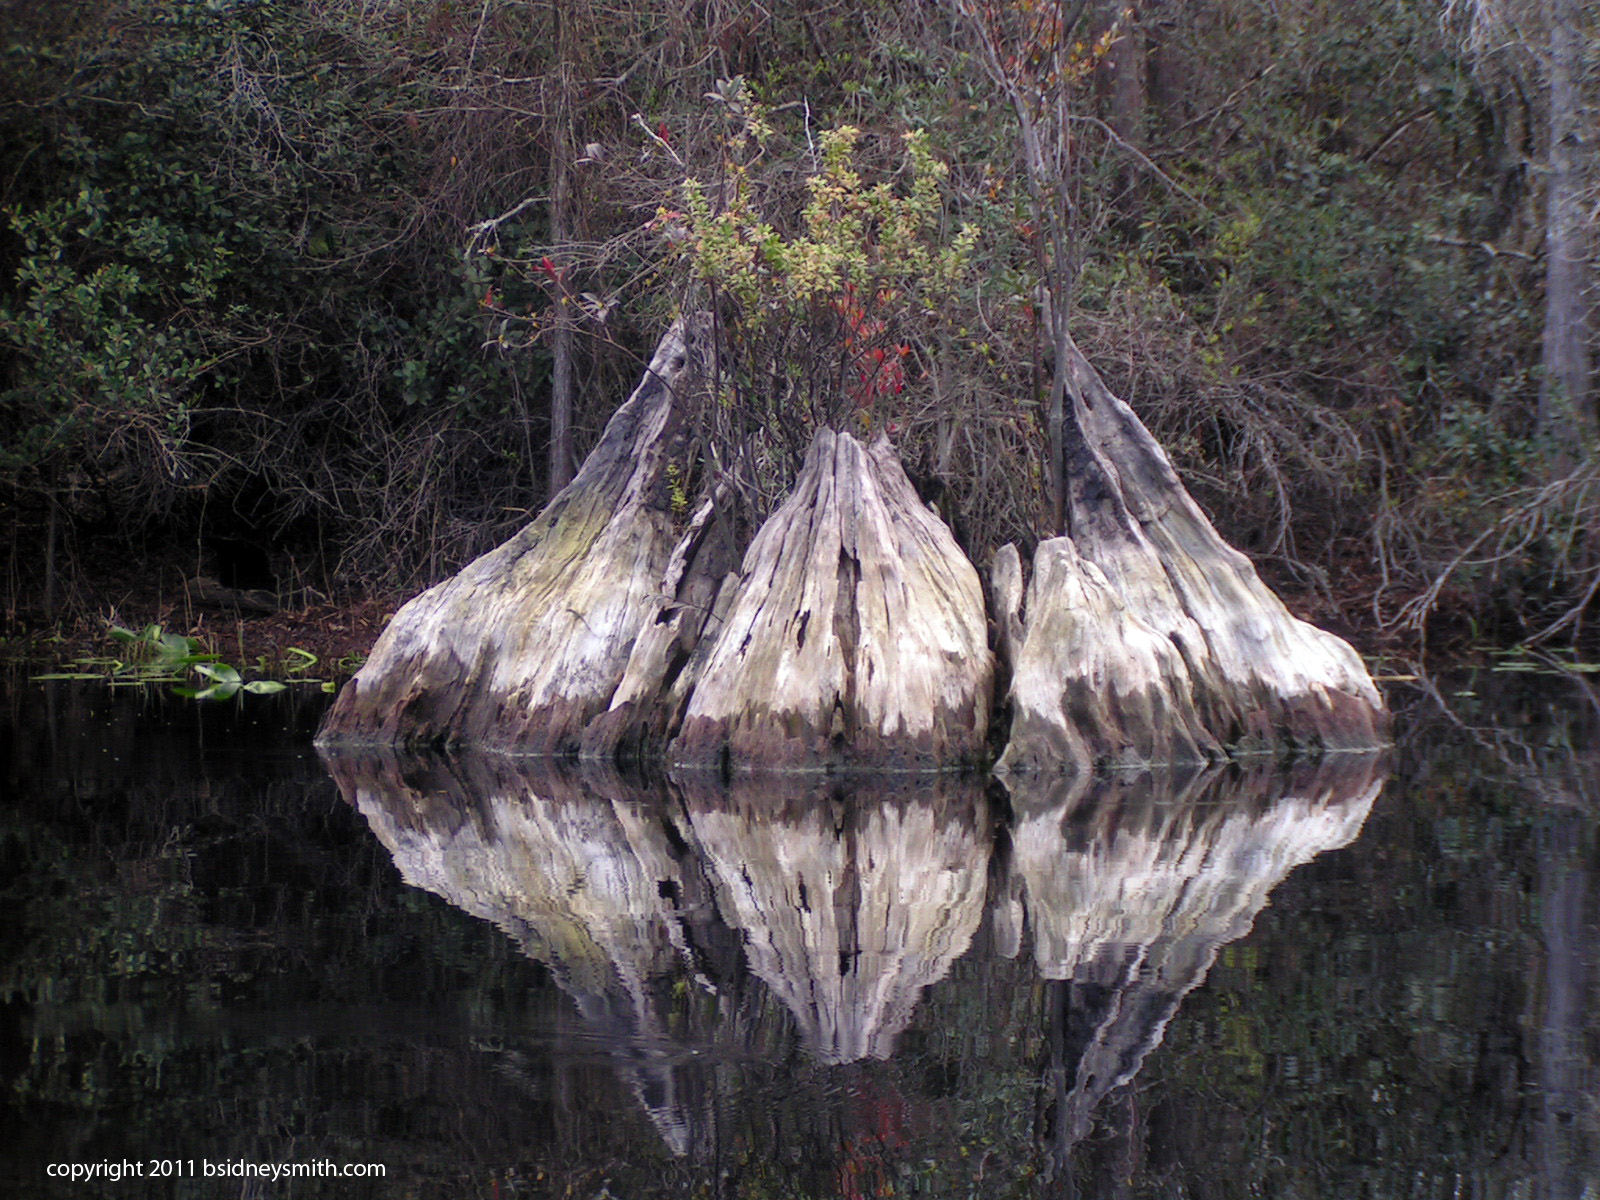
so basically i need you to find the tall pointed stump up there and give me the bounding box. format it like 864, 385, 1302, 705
317, 322, 701, 754
995, 339, 1388, 773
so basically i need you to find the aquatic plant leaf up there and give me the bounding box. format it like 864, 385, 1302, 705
285, 647, 319, 672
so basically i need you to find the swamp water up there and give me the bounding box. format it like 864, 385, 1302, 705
2, 672, 1596, 1198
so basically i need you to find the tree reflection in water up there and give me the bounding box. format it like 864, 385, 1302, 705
327, 749, 1383, 1175
9, 676, 1599, 1198
1004, 759, 1382, 1179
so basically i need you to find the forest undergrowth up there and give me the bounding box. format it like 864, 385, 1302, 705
3, 0, 1596, 658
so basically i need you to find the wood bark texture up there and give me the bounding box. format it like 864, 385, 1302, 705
997, 338, 1388, 773
578, 489, 739, 765
317, 321, 701, 753
671, 429, 994, 770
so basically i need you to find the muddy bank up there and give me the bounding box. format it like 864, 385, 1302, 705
3, 593, 398, 678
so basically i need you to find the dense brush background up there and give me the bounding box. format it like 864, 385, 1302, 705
1, 0, 1595, 647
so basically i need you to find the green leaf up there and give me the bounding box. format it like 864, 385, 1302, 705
160, 631, 203, 658
243, 680, 287, 694
285, 646, 319, 672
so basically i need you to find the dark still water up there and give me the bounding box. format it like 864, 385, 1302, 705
2, 672, 1596, 1198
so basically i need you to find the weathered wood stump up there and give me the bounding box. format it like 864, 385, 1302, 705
317, 322, 701, 754
318, 327, 989, 769
670, 429, 993, 770
994, 339, 1388, 773
578, 488, 738, 765
321, 313, 1383, 771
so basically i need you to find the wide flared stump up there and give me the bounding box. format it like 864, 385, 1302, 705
669, 429, 993, 770
317, 322, 701, 755
321, 314, 1383, 771
992, 337, 1388, 774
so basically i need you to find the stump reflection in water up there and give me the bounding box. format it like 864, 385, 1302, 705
673, 772, 993, 1065
1004, 756, 1384, 1165
322, 751, 1382, 1160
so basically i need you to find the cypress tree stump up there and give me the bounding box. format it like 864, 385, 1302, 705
995, 339, 1388, 774
320, 317, 1382, 771
578, 488, 739, 766
670, 429, 994, 771
317, 322, 701, 754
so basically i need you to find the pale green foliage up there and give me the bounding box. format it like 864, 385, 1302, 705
29, 623, 320, 696
654, 102, 982, 518
666, 114, 976, 346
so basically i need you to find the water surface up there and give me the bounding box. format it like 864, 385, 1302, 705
2, 671, 1596, 1197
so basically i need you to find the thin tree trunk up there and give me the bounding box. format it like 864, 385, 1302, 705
947, 0, 1083, 535
548, 0, 576, 495
1539, 0, 1594, 457
549, 146, 575, 494
1103, 4, 1146, 148
1142, 0, 1187, 132
1536, 811, 1588, 1200
43, 489, 58, 621
1097, 0, 1148, 214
